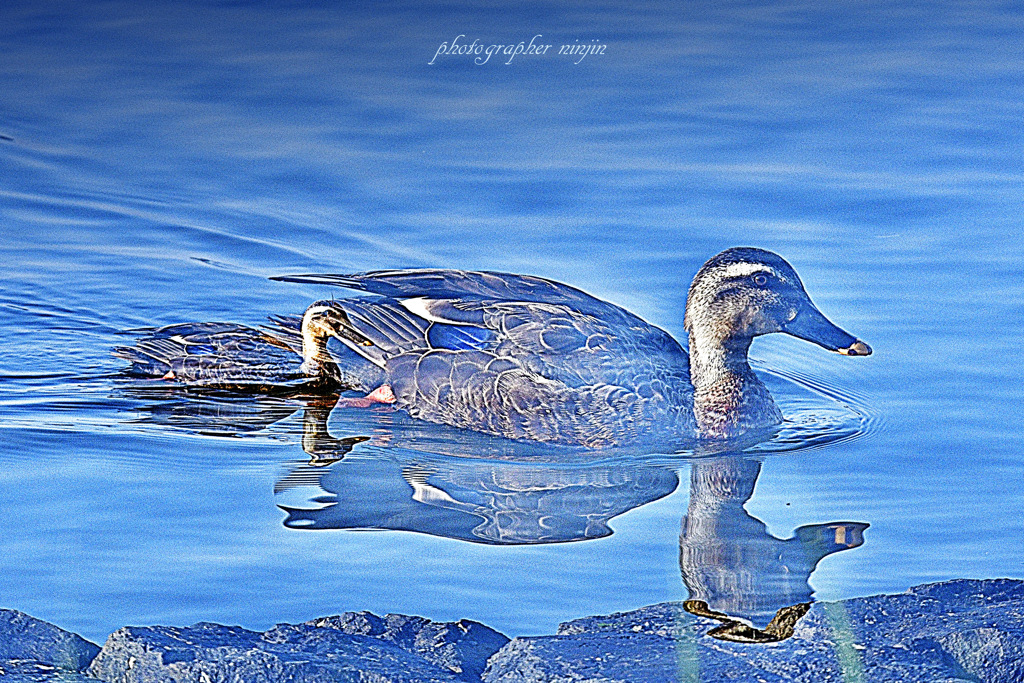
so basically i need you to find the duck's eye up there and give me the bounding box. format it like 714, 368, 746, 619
752, 273, 769, 286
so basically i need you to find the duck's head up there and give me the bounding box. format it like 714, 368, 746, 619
299, 301, 351, 375
299, 300, 383, 376
685, 247, 871, 356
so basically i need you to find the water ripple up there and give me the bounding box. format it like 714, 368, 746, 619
749, 364, 879, 455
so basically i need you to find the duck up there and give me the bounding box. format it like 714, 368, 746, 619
116, 247, 870, 447
114, 321, 325, 392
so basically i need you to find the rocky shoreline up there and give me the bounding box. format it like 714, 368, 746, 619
3, 578, 1022, 682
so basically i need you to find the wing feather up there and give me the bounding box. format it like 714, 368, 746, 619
272, 269, 636, 321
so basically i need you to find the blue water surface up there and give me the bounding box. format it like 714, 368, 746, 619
1, 0, 1022, 650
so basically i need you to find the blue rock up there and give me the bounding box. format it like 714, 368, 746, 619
4, 579, 1022, 682
267, 612, 511, 680
87, 612, 509, 683
0, 608, 100, 678
481, 579, 1024, 683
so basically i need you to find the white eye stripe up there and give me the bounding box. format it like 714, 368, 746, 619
717, 263, 779, 280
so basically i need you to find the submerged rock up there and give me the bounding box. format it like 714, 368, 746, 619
87, 612, 509, 683
0, 608, 100, 680
482, 578, 1024, 683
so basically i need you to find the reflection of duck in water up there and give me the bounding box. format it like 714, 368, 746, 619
275, 402, 680, 544
266, 392, 677, 544
117, 248, 870, 446
278, 455, 679, 545
680, 456, 868, 642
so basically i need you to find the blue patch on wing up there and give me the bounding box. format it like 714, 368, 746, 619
427, 323, 495, 351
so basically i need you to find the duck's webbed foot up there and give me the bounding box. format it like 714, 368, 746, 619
336, 384, 396, 408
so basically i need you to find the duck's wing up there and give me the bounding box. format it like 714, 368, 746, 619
277, 268, 687, 378
308, 296, 692, 446
307, 295, 688, 389
271, 269, 640, 321
386, 345, 692, 447
433, 298, 689, 390
281, 270, 694, 445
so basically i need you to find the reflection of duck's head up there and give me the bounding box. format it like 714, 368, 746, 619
686, 248, 871, 437
679, 456, 869, 641
684, 600, 811, 644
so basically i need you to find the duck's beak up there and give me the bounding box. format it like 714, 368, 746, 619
782, 302, 872, 356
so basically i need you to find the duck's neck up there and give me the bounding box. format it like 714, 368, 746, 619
688, 329, 781, 438
300, 305, 337, 376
